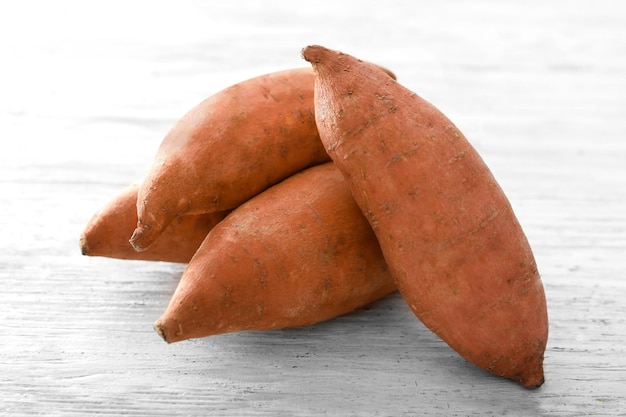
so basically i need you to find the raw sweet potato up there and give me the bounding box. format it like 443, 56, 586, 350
154, 163, 396, 343
302, 45, 548, 388
80, 183, 228, 263
130, 66, 396, 252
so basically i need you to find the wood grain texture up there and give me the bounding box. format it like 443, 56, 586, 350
1, 0, 624, 415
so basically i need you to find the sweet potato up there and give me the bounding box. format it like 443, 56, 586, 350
154, 163, 396, 343
80, 183, 228, 263
130, 66, 396, 252
302, 45, 548, 388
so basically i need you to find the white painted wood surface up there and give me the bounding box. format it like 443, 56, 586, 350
1, 1, 624, 415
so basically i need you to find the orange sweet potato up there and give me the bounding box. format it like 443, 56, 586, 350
154, 163, 396, 343
302, 45, 548, 388
80, 184, 228, 263
130, 66, 396, 252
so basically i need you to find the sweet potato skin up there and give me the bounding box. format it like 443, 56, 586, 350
130, 67, 329, 252
303, 45, 548, 388
80, 184, 227, 263
154, 163, 396, 343
130, 66, 396, 252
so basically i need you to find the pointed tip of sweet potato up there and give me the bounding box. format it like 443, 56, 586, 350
516, 363, 546, 389
154, 317, 188, 344
526, 375, 545, 389
302, 44, 396, 81
301, 45, 320, 62
129, 226, 152, 252
79, 234, 90, 256
301, 44, 339, 66
154, 320, 169, 343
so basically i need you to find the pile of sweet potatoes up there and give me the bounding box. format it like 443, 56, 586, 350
81, 45, 548, 388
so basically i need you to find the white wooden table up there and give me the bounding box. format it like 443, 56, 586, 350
1, 1, 624, 415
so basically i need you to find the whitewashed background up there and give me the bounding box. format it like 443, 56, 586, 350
1, 1, 625, 415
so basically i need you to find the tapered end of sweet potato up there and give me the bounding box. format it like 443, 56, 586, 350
512, 360, 546, 389
80, 207, 106, 257
302, 44, 356, 78
79, 234, 90, 256
514, 373, 545, 389
154, 320, 169, 343
129, 225, 155, 252
154, 317, 186, 344
302, 45, 396, 80
524, 374, 545, 389
301, 44, 329, 64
